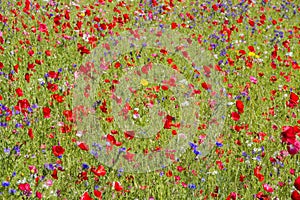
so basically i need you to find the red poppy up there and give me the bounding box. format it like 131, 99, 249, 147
281, 126, 296, 144
248, 19, 255, 27
286, 92, 299, 108
28, 128, 34, 139
52, 145, 65, 157
107, 134, 116, 145
16, 99, 30, 114
15, 88, 23, 97
254, 166, 264, 182
80, 191, 93, 200
291, 190, 300, 200
248, 46, 255, 52
45, 50, 51, 56
43, 107, 51, 118
91, 165, 106, 177
94, 189, 102, 200
18, 183, 32, 192
124, 131, 135, 140
48, 71, 58, 79
51, 169, 58, 179
166, 170, 173, 177
25, 73, 32, 83
236, 100, 244, 113
77, 43, 90, 55
231, 112, 240, 121
60, 124, 72, 133
113, 181, 123, 191
78, 142, 89, 151
47, 83, 58, 92
164, 115, 174, 129
63, 110, 73, 122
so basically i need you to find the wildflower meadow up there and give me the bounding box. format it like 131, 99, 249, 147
0, 0, 300, 199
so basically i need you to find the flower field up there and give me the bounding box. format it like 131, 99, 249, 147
0, 0, 300, 199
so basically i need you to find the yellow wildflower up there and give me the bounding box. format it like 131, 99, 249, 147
248, 52, 256, 57
140, 79, 148, 86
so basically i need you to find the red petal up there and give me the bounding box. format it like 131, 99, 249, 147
80, 191, 93, 200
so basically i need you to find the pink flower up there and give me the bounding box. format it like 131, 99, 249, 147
181, 182, 187, 188
250, 76, 257, 84
29, 165, 37, 174
263, 183, 274, 193
45, 180, 53, 187
38, 23, 48, 33
18, 183, 31, 192
290, 168, 295, 175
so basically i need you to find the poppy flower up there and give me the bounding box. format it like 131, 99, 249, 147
28, 128, 34, 139
16, 99, 30, 113
166, 170, 173, 177
124, 131, 135, 140
291, 190, 300, 200
236, 100, 244, 113
18, 183, 32, 193
295, 176, 300, 191
281, 126, 296, 144
78, 142, 89, 151
164, 115, 174, 129
25, 73, 32, 83
43, 107, 51, 118
286, 92, 299, 108
80, 191, 93, 200
91, 165, 106, 177
77, 43, 90, 55
51, 169, 58, 179
231, 112, 240, 121
63, 110, 73, 122
52, 145, 65, 157
94, 189, 102, 199
254, 166, 264, 182
113, 181, 123, 191
107, 134, 116, 145
15, 88, 23, 97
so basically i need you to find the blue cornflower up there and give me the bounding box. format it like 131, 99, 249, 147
193, 149, 201, 156
8, 189, 16, 194
188, 184, 196, 189
189, 142, 197, 150
4, 148, 10, 154
82, 163, 89, 170
216, 142, 223, 147
2, 181, 10, 187
13, 146, 20, 154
